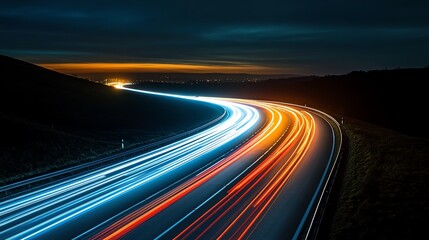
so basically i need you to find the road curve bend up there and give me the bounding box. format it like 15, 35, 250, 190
0, 87, 341, 240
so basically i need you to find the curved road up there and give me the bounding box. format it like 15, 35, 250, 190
0, 86, 341, 239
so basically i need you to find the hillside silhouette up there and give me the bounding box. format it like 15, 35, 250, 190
0, 55, 223, 183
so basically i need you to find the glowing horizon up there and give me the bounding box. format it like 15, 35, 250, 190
39, 62, 287, 75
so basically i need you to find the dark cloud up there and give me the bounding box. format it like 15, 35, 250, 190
1, 0, 428, 74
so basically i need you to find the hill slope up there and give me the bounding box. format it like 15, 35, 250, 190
0, 55, 223, 184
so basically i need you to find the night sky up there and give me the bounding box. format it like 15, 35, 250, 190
1, 0, 428, 75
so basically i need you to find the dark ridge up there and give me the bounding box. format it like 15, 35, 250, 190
0, 55, 223, 183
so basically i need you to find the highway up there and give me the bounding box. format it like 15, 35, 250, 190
0, 86, 341, 239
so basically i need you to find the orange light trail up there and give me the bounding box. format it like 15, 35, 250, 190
176, 102, 315, 240
94, 98, 318, 239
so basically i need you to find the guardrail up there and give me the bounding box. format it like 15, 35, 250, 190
0, 110, 227, 196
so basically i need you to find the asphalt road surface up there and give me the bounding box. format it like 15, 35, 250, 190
0, 87, 341, 240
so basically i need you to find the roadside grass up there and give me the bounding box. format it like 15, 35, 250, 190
0, 113, 187, 185
327, 118, 429, 239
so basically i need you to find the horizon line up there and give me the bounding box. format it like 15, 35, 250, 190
40, 62, 294, 75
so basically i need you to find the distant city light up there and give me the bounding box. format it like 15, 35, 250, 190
103, 78, 131, 88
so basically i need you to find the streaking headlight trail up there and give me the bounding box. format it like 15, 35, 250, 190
0, 86, 341, 240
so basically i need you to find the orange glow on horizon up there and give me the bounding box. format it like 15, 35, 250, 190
39, 62, 284, 74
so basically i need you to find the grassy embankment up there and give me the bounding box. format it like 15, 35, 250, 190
325, 118, 428, 239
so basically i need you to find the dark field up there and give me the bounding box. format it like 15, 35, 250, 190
0, 55, 223, 184
325, 118, 429, 239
